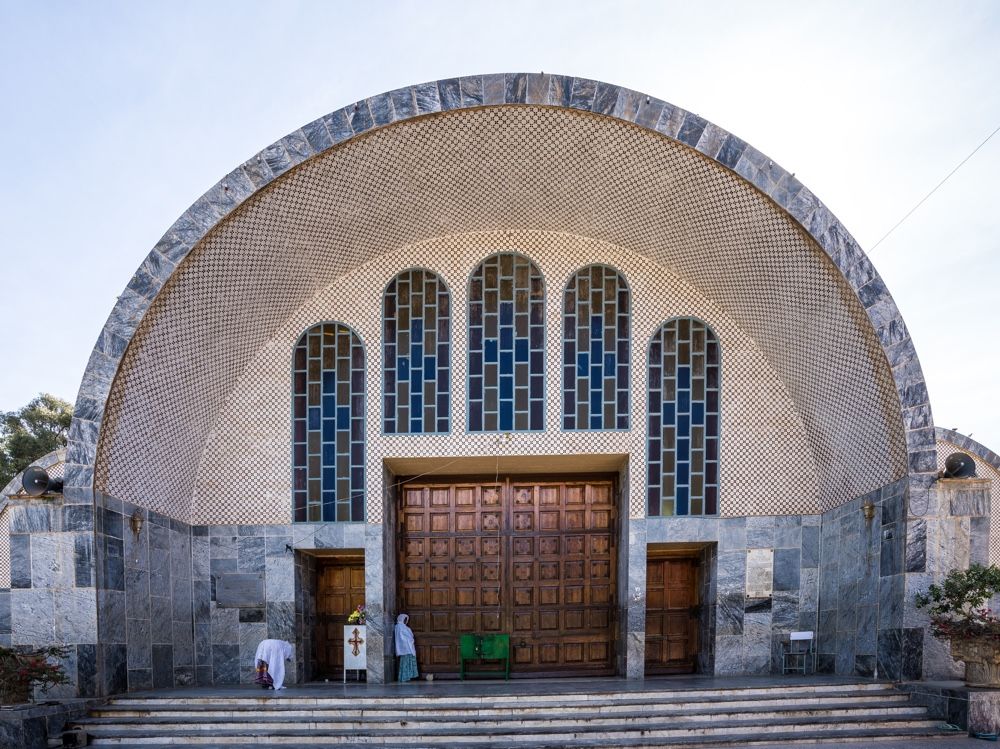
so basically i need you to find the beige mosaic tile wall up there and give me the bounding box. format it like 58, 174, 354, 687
192, 232, 816, 524
95, 106, 905, 523
937, 440, 1000, 564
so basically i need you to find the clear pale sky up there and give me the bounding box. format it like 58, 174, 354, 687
1, 1, 998, 451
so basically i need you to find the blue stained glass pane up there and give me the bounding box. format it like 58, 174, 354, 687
323, 468, 336, 485
500, 351, 513, 375
591, 315, 602, 338
663, 402, 675, 424
500, 376, 513, 399
500, 302, 513, 325
499, 404, 513, 431
470, 377, 482, 400
530, 351, 544, 370
323, 371, 335, 393
591, 339, 601, 361
677, 462, 690, 484
590, 365, 601, 384
323, 444, 336, 463
424, 356, 435, 373
469, 356, 482, 376
692, 402, 705, 422
577, 352, 588, 376
437, 369, 447, 389
412, 419, 422, 431
677, 438, 689, 456
398, 357, 409, 378
323, 419, 335, 441
679, 366, 690, 389
412, 343, 423, 361
337, 406, 350, 430
412, 370, 423, 390
470, 410, 482, 431
649, 390, 661, 413
676, 486, 689, 515
591, 390, 601, 415
530, 376, 544, 398
678, 414, 690, 436
679, 390, 690, 413
500, 328, 513, 350
604, 353, 615, 376
308, 408, 320, 430
485, 339, 498, 362
412, 394, 422, 412
412, 319, 423, 338
590, 414, 601, 429
515, 339, 528, 362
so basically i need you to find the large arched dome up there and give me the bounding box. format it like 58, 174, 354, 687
63, 73, 934, 523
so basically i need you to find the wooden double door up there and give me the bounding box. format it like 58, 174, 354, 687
398, 477, 618, 677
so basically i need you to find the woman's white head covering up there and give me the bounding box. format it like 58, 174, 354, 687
394, 613, 416, 656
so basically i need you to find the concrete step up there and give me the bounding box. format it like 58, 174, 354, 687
72, 680, 963, 748
78, 701, 930, 730
80, 716, 948, 745
104, 681, 896, 707
93, 688, 909, 720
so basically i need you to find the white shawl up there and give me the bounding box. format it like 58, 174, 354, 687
254, 638, 293, 689
394, 614, 416, 656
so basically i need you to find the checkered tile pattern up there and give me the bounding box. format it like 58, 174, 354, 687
94, 106, 905, 524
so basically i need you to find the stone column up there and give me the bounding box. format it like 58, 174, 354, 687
908, 477, 991, 680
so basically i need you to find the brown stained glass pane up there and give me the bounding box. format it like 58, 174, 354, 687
661, 499, 675, 517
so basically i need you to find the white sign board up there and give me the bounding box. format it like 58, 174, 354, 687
343, 625, 367, 671
745, 548, 774, 599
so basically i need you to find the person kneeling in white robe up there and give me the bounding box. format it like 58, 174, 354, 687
254, 639, 293, 690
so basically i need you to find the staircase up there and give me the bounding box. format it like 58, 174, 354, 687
71, 680, 963, 747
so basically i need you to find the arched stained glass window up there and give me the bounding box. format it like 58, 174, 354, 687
292, 323, 366, 522
468, 252, 545, 432
383, 269, 450, 434
647, 318, 720, 516
562, 265, 630, 430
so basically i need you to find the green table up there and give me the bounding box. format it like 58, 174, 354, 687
459, 634, 510, 680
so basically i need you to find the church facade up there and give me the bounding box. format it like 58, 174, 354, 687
1, 73, 992, 696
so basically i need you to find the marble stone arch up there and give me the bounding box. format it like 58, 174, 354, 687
65, 72, 936, 519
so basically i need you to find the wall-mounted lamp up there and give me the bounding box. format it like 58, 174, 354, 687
129, 510, 144, 538
861, 499, 876, 521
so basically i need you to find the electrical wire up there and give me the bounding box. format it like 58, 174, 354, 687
869, 123, 1000, 253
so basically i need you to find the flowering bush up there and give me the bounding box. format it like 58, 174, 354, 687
915, 564, 1000, 641
346, 604, 367, 625
0, 645, 70, 704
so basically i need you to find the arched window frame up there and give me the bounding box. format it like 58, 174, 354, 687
560, 264, 631, 431
646, 317, 720, 517
381, 267, 452, 435
291, 321, 367, 522
466, 251, 546, 432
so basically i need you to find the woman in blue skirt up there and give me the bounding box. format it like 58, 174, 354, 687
394, 614, 418, 682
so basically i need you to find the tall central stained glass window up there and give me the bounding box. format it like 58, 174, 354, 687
383, 268, 450, 434
647, 318, 720, 516
562, 265, 630, 430
468, 252, 545, 432
292, 323, 365, 522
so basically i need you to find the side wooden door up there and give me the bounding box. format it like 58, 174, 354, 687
645, 556, 699, 674
315, 560, 365, 678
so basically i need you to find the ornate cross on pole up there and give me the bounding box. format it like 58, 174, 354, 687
349, 627, 365, 657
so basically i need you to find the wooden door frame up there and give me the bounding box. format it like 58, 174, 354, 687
395, 472, 621, 678
310, 550, 366, 681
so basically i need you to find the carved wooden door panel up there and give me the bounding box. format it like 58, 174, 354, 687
508, 481, 616, 673
399, 477, 617, 677
315, 561, 365, 678
644, 557, 699, 674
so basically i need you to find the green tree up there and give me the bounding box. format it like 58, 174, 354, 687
0, 394, 73, 489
